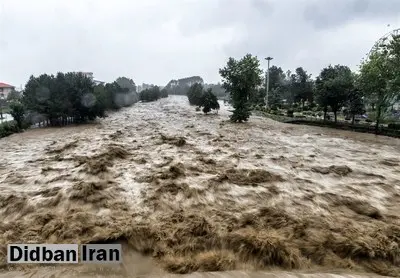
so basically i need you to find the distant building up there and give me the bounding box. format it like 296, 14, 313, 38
79, 72, 94, 79
77, 72, 104, 86
0, 82, 15, 98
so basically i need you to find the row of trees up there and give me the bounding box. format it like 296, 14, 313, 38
186, 84, 220, 114
218, 34, 400, 129
139, 86, 168, 102
11, 74, 139, 128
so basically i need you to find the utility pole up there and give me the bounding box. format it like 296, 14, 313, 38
265, 57, 273, 108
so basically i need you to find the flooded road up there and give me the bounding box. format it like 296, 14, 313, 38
0, 95, 399, 277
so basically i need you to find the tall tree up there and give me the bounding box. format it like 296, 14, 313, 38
359, 34, 400, 133
315, 65, 354, 122
219, 54, 263, 122
347, 84, 365, 125
290, 67, 314, 108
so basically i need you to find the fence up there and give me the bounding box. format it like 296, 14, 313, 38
256, 111, 400, 138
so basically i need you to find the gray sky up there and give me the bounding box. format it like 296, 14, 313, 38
1, 0, 399, 88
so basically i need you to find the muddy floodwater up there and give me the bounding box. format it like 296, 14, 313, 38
0, 95, 399, 277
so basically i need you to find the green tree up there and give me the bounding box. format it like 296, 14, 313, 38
187, 83, 204, 106
359, 34, 400, 133
219, 54, 263, 122
315, 65, 354, 122
9, 101, 25, 129
289, 67, 314, 109
160, 88, 169, 98
22, 72, 105, 125
139, 86, 161, 102
268, 87, 284, 109
347, 88, 365, 125
116, 77, 136, 93
268, 66, 286, 91
200, 89, 220, 114
7, 89, 21, 102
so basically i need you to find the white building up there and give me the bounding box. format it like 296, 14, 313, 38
0, 82, 15, 99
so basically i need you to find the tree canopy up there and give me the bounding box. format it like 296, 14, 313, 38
21, 72, 138, 126
187, 83, 204, 106
359, 34, 400, 132
139, 86, 162, 102
219, 54, 263, 122
315, 65, 354, 122
116, 77, 137, 93
201, 89, 220, 114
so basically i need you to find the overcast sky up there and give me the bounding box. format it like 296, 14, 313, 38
1, 0, 399, 88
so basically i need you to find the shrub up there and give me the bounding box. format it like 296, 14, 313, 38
388, 123, 400, 130
287, 109, 294, 117
9, 101, 25, 129
0, 121, 20, 138
200, 89, 220, 114
139, 87, 161, 102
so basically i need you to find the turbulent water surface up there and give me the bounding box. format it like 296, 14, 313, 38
0, 95, 399, 277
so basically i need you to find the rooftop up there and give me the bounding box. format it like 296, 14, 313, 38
0, 82, 14, 88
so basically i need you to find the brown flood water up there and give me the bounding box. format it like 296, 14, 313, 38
0, 95, 399, 277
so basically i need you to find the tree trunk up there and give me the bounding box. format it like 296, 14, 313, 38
323, 108, 327, 121
375, 104, 382, 135
352, 114, 355, 125
334, 111, 337, 123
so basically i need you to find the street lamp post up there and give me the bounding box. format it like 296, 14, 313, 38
265, 57, 273, 108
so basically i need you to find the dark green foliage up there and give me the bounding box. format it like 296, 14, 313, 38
287, 109, 294, 117
0, 121, 20, 138
187, 83, 204, 106
139, 86, 161, 102
219, 54, 263, 122
388, 123, 400, 130
359, 35, 400, 133
161, 88, 169, 98
347, 87, 365, 124
200, 89, 220, 114
115, 77, 137, 93
7, 89, 21, 102
21, 72, 137, 127
315, 65, 354, 122
290, 67, 314, 106
9, 102, 25, 129
268, 87, 284, 110
22, 72, 103, 125
249, 88, 266, 107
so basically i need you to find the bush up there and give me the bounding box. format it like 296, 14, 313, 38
0, 121, 20, 138
187, 83, 204, 106
9, 102, 25, 129
388, 123, 400, 130
200, 89, 220, 114
287, 109, 294, 117
139, 87, 161, 102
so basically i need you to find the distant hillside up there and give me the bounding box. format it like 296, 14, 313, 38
165, 76, 228, 99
